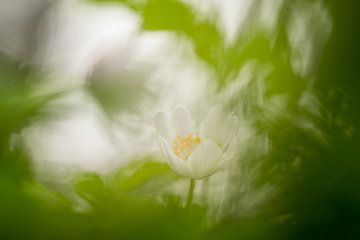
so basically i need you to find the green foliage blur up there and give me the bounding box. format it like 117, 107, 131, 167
1, 0, 360, 239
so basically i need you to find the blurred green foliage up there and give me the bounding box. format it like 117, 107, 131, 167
1, 0, 360, 239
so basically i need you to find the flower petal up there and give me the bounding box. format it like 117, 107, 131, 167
171, 106, 195, 136
199, 105, 239, 147
188, 139, 223, 179
158, 136, 192, 177
154, 111, 175, 142
220, 136, 239, 165
221, 114, 240, 147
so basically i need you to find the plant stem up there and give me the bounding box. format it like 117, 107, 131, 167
186, 178, 195, 208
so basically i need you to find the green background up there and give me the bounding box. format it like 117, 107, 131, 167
0, 0, 359, 239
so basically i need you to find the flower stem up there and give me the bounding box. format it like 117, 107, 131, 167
186, 178, 195, 208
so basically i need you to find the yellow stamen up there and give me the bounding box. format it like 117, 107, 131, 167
173, 132, 201, 160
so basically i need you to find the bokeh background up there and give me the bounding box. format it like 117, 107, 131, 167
0, 0, 359, 239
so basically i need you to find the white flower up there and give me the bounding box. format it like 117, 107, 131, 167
155, 105, 239, 179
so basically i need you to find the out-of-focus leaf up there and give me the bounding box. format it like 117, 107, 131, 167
142, 0, 195, 33
87, 76, 151, 115
74, 159, 179, 210
110, 159, 178, 193
24, 181, 73, 211
74, 173, 111, 209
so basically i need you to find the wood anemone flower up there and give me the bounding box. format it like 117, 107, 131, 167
155, 105, 239, 180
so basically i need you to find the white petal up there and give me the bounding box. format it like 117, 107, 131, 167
171, 106, 195, 136
154, 111, 175, 142
158, 137, 192, 177
221, 114, 240, 147
220, 137, 239, 164
199, 105, 239, 147
188, 139, 223, 179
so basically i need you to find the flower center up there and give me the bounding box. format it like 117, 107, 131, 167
173, 133, 201, 160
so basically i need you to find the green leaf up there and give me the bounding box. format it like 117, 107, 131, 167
142, 0, 195, 33
74, 173, 111, 208
110, 159, 178, 193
